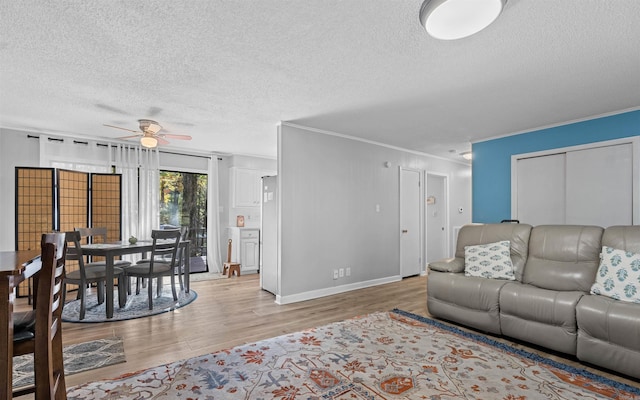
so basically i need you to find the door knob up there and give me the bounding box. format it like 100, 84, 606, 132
402, 230, 408, 233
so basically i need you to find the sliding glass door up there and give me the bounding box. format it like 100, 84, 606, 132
159, 171, 208, 272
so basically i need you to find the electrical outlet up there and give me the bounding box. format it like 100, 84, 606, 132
346, 267, 351, 276
333, 269, 339, 280
339, 268, 344, 278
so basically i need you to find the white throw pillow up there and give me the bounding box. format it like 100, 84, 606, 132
464, 240, 515, 280
590, 246, 640, 304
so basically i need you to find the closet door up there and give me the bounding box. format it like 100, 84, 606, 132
565, 143, 633, 227
515, 153, 566, 225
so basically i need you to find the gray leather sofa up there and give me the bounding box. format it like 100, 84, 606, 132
575, 226, 640, 379
427, 223, 640, 380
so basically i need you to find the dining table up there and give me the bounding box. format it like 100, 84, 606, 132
1, 249, 42, 400
80, 239, 191, 319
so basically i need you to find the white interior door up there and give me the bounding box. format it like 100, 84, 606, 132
426, 174, 447, 263
400, 168, 422, 277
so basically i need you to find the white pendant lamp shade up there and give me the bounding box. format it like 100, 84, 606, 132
420, 0, 506, 40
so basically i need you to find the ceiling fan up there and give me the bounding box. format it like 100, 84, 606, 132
104, 119, 192, 148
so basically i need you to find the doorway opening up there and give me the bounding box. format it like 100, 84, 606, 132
426, 173, 449, 263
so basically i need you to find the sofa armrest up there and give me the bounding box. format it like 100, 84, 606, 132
428, 257, 464, 273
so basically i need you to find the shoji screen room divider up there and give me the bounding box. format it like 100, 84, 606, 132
15, 167, 122, 297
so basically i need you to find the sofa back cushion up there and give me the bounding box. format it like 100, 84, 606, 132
602, 225, 640, 252
523, 225, 603, 292
455, 223, 532, 281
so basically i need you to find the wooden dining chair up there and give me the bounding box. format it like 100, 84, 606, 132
12, 232, 67, 399
64, 231, 127, 320
125, 229, 181, 310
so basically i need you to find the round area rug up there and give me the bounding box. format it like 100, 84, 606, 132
62, 283, 197, 323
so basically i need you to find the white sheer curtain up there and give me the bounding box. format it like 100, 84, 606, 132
207, 156, 222, 272
113, 145, 160, 242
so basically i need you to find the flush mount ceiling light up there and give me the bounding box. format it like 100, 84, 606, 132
419, 0, 506, 40
460, 151, 472, 160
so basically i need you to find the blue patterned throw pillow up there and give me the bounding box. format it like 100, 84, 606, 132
464, 240, 515, 280
590, 246, 640, 304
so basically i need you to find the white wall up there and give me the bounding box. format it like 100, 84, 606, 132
0, 129, 40, 250
226, 155, 277, 228
277, 124, 471, 303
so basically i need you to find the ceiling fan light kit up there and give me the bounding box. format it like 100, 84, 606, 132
419, 0, 506, 40
104, 119, 192, 148
140, 134, 158, 148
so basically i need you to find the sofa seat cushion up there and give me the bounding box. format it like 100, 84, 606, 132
576, 294, 640, 379
576, 294, 640, 354
427, 270, 509, 334
500, 282, 583, 355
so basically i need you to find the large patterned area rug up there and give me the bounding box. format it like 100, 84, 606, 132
14, 337, 125, 389
67, 310, 640, 399
62, 284, 197, 323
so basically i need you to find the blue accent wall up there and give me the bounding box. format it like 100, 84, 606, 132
472, 110, 640, 223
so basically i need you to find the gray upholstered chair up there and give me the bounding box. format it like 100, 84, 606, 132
64, 231, 127, 320
124, 229, 181, 309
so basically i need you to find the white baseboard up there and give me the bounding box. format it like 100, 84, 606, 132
275, 275, 402, 305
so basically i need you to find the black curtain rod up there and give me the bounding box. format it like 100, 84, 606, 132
26, 133, 223, 160
157, 149, 220, 160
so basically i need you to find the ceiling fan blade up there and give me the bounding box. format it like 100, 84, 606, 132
104, 124, 140, 133
157, 136, 171, 145
160, 134, 192, 140
116, 135, 142, 140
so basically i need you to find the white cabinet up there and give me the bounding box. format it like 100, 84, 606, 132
231, 168, 274, 208
240, 229, 259, 272
227, 227, 260, 273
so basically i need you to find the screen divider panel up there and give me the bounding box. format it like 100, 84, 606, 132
15, 167, 55, 297
91, 173, 123, 242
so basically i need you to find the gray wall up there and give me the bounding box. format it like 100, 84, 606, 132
277, 124, 471, 303
0, 129, 40, 250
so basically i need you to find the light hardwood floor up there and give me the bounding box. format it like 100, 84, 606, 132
15, 273, 639, 396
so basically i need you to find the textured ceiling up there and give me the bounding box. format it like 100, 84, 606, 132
1, 1, 639, 161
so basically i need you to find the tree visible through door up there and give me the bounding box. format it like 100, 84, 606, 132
159, 171, 208, 272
